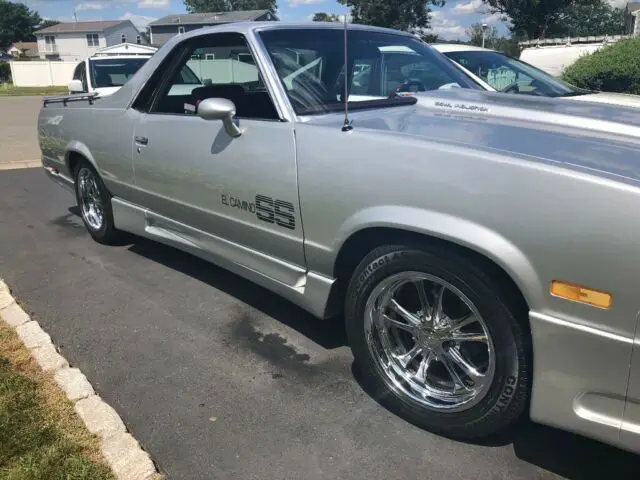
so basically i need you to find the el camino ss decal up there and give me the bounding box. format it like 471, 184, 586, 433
221, 194, 296, 230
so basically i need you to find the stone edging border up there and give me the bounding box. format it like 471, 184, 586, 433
0, 279, 163, 480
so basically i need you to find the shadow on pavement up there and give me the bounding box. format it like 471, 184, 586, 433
510, 422, 640, 479
351, 362, 640, 479
126, 237, 348, 351
66, 207, 640, 479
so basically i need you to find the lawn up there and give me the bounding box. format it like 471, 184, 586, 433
0, 84, 69, 97
0, 321, 114, 480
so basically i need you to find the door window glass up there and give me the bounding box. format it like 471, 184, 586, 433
152, 33, 279, 120
72, 62, 87, 92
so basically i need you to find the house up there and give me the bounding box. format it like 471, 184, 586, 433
34, 20, 148, 62
625, 2, 640, 35
148, 10, 278, 46
8, 42, 39, 58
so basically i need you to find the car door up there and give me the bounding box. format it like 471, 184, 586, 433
72, 61, 88, 92
129, 31, 305, 287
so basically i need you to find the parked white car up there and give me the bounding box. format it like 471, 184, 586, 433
68, 54, 154, 97
432, 43, 640, 108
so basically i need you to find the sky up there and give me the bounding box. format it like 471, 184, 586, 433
21, 0, 516, 40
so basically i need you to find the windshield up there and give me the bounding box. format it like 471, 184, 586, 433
89, 57, 149, 89
258, 28, 483, 115
443, 50, 590, 97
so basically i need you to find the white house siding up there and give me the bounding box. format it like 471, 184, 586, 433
37, 32, 107, 62
104, 23, 146, 47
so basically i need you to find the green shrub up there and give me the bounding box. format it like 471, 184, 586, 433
0, 61, 10, 83
562, 38, 640, 95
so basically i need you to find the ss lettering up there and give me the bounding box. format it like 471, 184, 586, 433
255, 195, 296, 230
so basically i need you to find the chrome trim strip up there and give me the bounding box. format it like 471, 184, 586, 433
43, 165, 74, 193
530, 311, 634, 345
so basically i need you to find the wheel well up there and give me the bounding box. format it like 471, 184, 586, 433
66, 151, 87, 179
331, 227, 530, 318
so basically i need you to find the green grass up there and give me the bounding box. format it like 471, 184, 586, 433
0, 323, 114, 480
0, 84, 69, 97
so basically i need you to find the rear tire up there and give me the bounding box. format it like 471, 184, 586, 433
344, 244, 529, 440
74, 161, 120, 245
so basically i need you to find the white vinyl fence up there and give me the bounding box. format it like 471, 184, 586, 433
9, 61, 77, 87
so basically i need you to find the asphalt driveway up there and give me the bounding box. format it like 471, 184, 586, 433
0, 96, 43, 169
2, 168, 640, 479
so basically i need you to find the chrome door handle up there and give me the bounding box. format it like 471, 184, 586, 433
135, 136, 148, 145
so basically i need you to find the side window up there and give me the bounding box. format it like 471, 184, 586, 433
150, 33, 279, 120
351, 60, 373, 94
72, 62, 83, 81
382, 53, 456, 94
72, 62, 87, 92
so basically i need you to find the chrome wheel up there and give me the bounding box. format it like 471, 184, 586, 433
77, 167, 104, 231
364, 271, 495, 413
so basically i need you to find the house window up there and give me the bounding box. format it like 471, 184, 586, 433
205, 53, 214, 60
86, 33, 99, 47
136, 35, 141, 44
178, 26, 185, 35
121, 34, 127, 43
44, 35, 56, 53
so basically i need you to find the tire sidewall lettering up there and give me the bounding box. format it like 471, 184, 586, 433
357, 251, 408, 285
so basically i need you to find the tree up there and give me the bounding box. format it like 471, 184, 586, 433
0, 0, 41, 51
420, 32, 439, 43
465, 22, 521, 57
562, 0, 625, 36
482, 0, 600, 40
312, 12, 341, 22
183, 0, 277, 14
493, 37, 521, 57
38, 20, 60, 30
466, 22, 498, 48
337, 0, 445, 32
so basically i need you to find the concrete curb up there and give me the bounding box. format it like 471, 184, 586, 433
0, 279, 164, 480
0, 160, 42, 170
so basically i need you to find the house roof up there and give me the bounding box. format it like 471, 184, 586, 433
149, 10, 275, 27
35, 20, 130, 34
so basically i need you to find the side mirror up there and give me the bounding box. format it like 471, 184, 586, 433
197, 97, 242, 138
68, 79, 84, 93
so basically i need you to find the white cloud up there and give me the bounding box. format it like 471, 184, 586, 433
138, 0, 170, 8
120, 11, 157, 30
76, 2, 110, 10
287, 0, 324, 5
452, 0, 487, 14
430, 11, 467, 39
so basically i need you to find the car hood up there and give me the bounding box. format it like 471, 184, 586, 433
567, 91, 640, 109
304, 88, 640, 185
93, 86, 121, 97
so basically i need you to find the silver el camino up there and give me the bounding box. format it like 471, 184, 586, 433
38, 21, 640, 453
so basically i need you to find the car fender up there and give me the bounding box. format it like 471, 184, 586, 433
335, 205, 544, 309
64, 140, 99, 177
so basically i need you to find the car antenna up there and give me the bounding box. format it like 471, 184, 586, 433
341, 14, 353, 132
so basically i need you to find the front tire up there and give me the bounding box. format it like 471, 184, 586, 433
345, 244, 529, 440
74, 162, 120, 245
